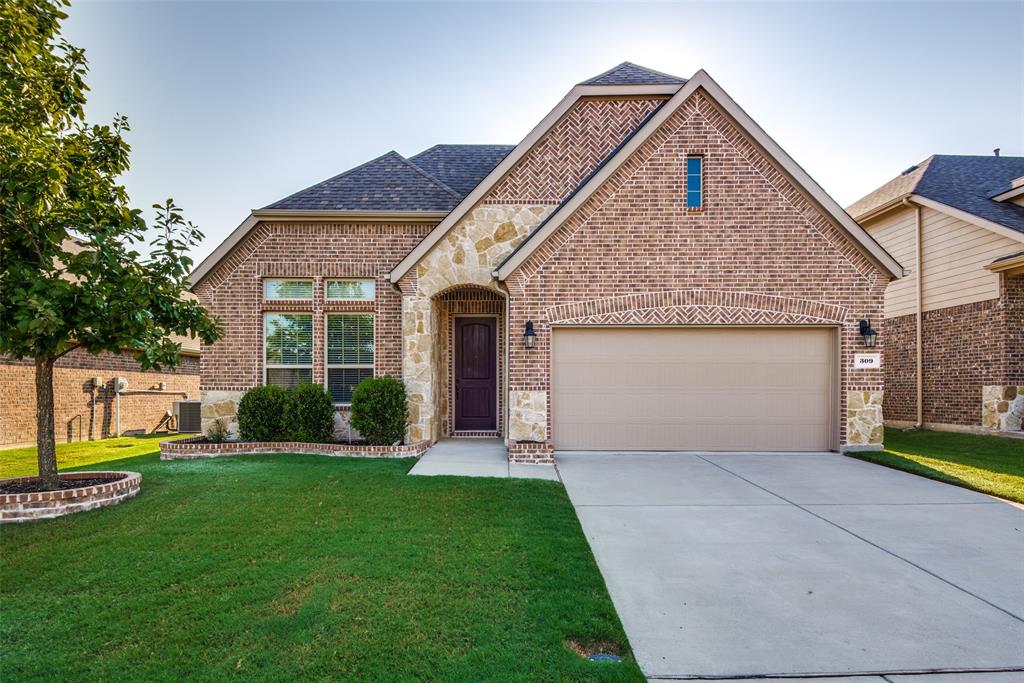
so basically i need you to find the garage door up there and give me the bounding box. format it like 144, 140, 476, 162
552, 327, 834, 451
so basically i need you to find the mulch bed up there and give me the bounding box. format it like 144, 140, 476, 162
0, 475, 127, 495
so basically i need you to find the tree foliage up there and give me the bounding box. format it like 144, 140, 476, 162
0, 0, 221, 487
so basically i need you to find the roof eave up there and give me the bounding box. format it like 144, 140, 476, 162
908, 194, 1024, 245
189, 209, 449, 288
991, 185, 1024, 203
985, 252, 1024, 273
496, 70, 905, 281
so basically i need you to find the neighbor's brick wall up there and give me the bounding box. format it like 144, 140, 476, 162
504, 89, 891, 457
193, 221, 434, 393
0, 350, 199, 447
883, 271, 1023, 426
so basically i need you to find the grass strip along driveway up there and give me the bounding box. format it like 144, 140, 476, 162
851, 428, 1024, 504
0, 447, 642, 682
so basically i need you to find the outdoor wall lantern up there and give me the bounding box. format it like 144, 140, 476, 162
524, 320, 537, 349
858, 319, 878, 348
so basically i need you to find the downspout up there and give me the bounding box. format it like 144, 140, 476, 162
903, 197, 924, 429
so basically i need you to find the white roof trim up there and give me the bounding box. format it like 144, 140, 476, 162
909, 195, 1024, 245
388, 82, 683, 284
496, 70, 904, 280
991, 184, 1024, 203
190, 213, 259, 287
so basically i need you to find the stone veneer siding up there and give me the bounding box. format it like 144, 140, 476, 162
882, 272, 1022, 429
192, 220, 433, 437
0, 350, 199, 448
502, 90, 890, 459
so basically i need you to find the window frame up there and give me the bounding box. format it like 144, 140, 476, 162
324, 312, 375, 406
263, 278, 314, 300
325, 278, 376, 301
686, 154, 704, 210
263, 312, 314, 389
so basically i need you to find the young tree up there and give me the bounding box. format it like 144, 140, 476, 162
0, 0, 221, 488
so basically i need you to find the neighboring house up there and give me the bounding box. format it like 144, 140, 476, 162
190, 62, 902, 461
0, 241, 201, 448
849, 154, 1024, 434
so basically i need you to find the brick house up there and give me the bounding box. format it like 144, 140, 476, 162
0, 239, 201, 448
849, 155, 1024, 434
190, 63, 903, 461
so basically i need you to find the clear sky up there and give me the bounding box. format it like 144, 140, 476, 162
63, 1, 1024, 265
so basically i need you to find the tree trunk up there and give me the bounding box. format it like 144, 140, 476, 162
35, 357, 59, 490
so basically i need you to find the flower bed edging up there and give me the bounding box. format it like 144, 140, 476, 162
160, 436, 430, 460
0, 471, 141, 524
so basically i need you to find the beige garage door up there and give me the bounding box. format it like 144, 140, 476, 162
552, 327, 835, 451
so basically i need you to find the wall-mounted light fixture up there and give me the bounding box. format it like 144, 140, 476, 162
858, 319, 878, 348
524, 320, 536, 349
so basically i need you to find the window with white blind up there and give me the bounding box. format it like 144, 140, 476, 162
264, 278, 313, 300
326, 278, 375, 301
326, 314, 374, 404
264, 313, 313, 388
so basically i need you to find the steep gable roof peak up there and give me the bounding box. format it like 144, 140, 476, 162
580, 62, 687, 86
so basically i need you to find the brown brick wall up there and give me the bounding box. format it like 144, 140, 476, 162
883, 271, 1023, 426
193, 221, 433, 392
505, 89, 890, 450
484, 96, 666, 205
0, 350, 199, 447
1005, 273, 1024, 386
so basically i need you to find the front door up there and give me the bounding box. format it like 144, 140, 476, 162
454, 317, 497, 431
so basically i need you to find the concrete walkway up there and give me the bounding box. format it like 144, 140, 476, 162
408, 439, 559, 480
557, 452, 1024, 681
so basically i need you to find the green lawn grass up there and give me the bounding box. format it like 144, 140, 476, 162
0, 447, 642, 682
852, 428, 1024, 503
0, 434, 190, 479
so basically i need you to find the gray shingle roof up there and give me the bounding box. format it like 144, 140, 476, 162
263, 146, 516, 212
580, 62, 686, 86
849, 155, 1024, 236
409, 144, 514, 196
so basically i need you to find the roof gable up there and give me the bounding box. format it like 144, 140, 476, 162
495, 71, 904, 280
581, 62, 687, 85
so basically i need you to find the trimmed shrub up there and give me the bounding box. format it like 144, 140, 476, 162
286, 383, 335, 443
237, 385, 289, 442
350, 376, 408, 445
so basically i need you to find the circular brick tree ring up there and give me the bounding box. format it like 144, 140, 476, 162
0, 471, 141, 524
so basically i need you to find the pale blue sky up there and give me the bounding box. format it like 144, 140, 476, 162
64, 1, 1023, 264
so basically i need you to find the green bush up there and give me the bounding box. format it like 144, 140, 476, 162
286, 383, 335, 443
205, 418, 229, 444
350, 376, 408, 445
237, 385, 289, 442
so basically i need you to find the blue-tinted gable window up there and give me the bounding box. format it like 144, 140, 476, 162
686, 156, 703, 208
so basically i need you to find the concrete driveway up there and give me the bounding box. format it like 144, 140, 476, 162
557, 452, 1024, 682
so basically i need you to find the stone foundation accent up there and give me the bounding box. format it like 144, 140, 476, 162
200, 389, 244, 439
0, 471, 141, 523
982, 385, 1024, 432
846, 390, 884, 450
160, 436, 430, 460
508, 390, 547, 442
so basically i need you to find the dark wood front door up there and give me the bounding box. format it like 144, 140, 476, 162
454, 317, 497, 431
